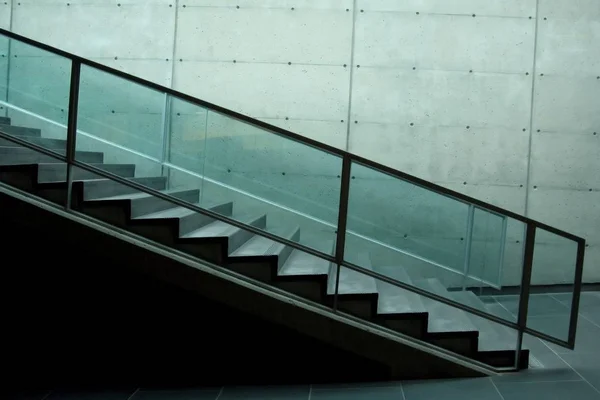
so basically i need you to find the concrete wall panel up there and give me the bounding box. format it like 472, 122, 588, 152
443, 183, 526, 215
357, 0, 536, 17
173, 62, 350, 122
533, 75, 599, 133
355, 13, 534, 73
177, 6, 352, 65
11, 2, 175, 59
349, 123, 529, 186
183, 0, 351, 9
539, 0, 600, 21
350, 67, 531, 129
536, 19, 600, 76
530, 132, 600, 189
259, 118, 347, 149
0, 1, 11, 29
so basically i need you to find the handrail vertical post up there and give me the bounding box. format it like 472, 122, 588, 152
515, 222, 536, 369
461, 204, 475, 291
333, 154, 352, 311
65, 60, 81, 210
568, 239, 586, 348
160, 93, 171, 187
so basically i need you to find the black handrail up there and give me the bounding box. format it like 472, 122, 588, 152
0, 27, 585, 244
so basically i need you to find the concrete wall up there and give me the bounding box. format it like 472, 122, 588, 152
3, 0, 599, 285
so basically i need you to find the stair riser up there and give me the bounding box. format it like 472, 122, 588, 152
128, 223, 178, 247
37, 165, 136, 183
383, 320, 427, 338
227, 261, 273, 283
333, 299, 375, 320
176, 241, 226, 265
428, 336, 477, 357
0, 151, 103, 165
83, 177, 168, 200
0, 117, 10, 125
130, 189, 200, 218
80, 203, 130, 229
0, 125, 41, 137
275, 280, 324, 303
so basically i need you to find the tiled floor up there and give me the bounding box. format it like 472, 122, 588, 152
9, 292, 600, 400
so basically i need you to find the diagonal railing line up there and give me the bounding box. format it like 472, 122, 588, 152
0, 129, 572, 350
0, 27, 585, 243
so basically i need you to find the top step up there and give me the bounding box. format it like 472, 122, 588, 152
0, 117, 10, 126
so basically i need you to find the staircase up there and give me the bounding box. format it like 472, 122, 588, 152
0, 116, 528, 371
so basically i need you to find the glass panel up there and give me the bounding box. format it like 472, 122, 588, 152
344, 161, 522, 325
526, 228, 578, 342
0, 32, 70, 156
76, 64, 165, 170
185, 109, 342, 255
467, 208, 506, 291
167, 96, 208, 176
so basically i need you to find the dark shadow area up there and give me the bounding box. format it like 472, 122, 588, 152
0, 191, 389, 391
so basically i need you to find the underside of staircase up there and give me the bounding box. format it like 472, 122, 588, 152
0, 117, 529, 379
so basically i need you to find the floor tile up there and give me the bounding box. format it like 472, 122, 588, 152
527, 315, 571, 342
46, 390, 135, 400
548, 317, 600, 354
562, 354, 600, 393
218, 385, 309, 400
494, 294, 569, 317
402, 378, 501, 400
131, 388, 221, 400
495, 380, 600, 400
311, 385, 404, 400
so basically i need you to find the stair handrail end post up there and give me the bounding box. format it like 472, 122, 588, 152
65, 60, 82, 210
333, 154, 352, 311
514, 222, 536, 368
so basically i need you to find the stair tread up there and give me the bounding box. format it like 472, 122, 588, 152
376, 266, 427, 315
183, 214, 262, 239
92, 188, 193, 201
327, 253, 377, 295
279, 249, 330, 277
230, 227, 293, 257
134, 203, 203, 219
415, 278, 478, 333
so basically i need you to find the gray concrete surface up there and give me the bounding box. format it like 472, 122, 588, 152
1, 0, 598, 285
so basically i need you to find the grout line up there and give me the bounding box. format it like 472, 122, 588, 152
400, 382, 406, 400
126, 388, 140, 400
40, 391, 52, 400
489, 377, 507, 400
308, 384, 312, 400
214, 386, 224, 400
540, 339, 600, 395
550, 294, 600, 330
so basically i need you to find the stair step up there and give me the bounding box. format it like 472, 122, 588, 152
0, 124, 42, 137
0, 146, 103, 164
449, 291, 518, 352
230, 226, 300, 268
375, 266, 427, 315
183, 214, 267, 253
135, 201, 233, 236
94, 188, 200, 218
0, 117, 10, 125
82, 176, 168, 200
37, 163, 136, 183
415, 278, 478, 334
279, 244, 332, 278
327, 253, 378, 296
0, 136, 66, 149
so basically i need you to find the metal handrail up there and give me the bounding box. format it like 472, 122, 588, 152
0, 27, 585, 244
0, 28, 586, 358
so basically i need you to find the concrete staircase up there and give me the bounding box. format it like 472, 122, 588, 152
0, 117, 529, 371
